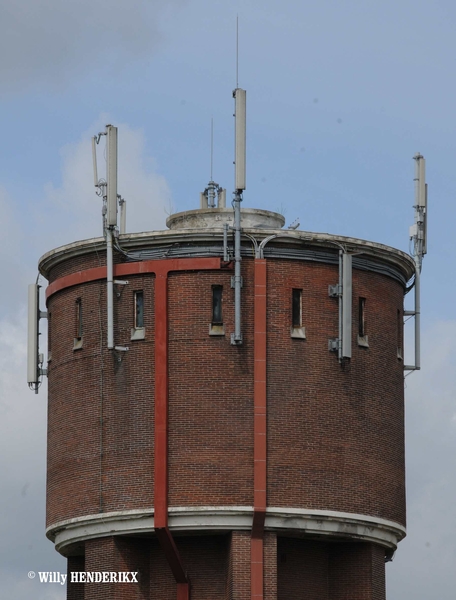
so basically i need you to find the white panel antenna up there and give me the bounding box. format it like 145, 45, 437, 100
218, 188, 226, 208
27, 284, 39, 385
405, 153, 428, 372
342, 254, 353, 359
27, 283, 48, 393
234, 88, 246, 191
106, 125, 118, 227
92, 135, 99, 188
412, 153, 427, 261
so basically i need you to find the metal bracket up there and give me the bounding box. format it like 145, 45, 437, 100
230, 333, 243, 345
328, 339, 340, 352
328, 284, 341, 298
231, 276, 243, 289
114, 280, 129, 298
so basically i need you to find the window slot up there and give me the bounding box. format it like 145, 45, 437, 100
212, 285, 223, 325
135, 291, 144, 328
358, 298, 366, 337
76, 299, 82, 339
291, 289, 306, 339
397, 308, 403, 359
357, 297, 369, 347
48, 312, 52, 361
209, 285, 225, 336
131, 291, 145, 340
292, 289, 302, 328
73, 299, 83, 350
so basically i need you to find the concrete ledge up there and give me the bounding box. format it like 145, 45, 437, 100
47, 506, 406, 556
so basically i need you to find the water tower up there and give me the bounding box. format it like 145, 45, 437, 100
28, 91, 427, 599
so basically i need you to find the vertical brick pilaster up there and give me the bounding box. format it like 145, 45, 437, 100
226, 532, 250, 600
84, 537, 150, 600
329, 542, 386, 600
263, 532, 277, 600
67, 555, 85, 600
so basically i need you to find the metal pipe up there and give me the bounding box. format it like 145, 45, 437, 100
107, 228, 114, 349
414, 264, 421, 369
223, 223, 229, 261
338, 251, 343, 362
232, 190, 243, 344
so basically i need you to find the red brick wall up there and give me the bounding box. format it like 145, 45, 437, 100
168, 269, 254, 507
67, 556, 84, 600
264, 532, 278, 599
267, 260, 405, 525
278, 538, 329, 600
329, 542, 386, 600
84, 537, 150, 600
46, 251, 405, 532
278, 539, 386, 600
47, 275, 156, 526
69, 535, 385, 599
226, 532, 250, 599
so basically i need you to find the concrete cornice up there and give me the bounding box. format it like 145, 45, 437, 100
38, 226, 415, 282
46, 506, 406, 556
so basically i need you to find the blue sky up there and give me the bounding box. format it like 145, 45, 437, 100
1, 1, 455, 598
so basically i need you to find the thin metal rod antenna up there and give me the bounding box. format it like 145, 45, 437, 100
210, 117, 214, 181
236, 15, 239, 88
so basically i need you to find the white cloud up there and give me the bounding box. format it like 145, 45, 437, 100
39, 116, 171, 251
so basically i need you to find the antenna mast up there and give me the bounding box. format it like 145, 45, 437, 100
231, 17, 246, 345
200, 119, 226, 209
236, 14, 239, 89
92, 125, 129, 353
405, 153, 428, 371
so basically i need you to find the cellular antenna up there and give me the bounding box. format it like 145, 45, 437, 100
106, 124, 118, 228
210, 117, 214, 181
234, 89, 246, 191
405, 152, 428, 372
91, 125, 129, 353
92, 136, 99, 187
236, 14, 239, 89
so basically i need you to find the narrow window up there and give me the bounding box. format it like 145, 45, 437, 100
397, 308, 402, 359
75, 298, 83, 340
212, 285, 223, 325
359, 298, 366, 337
73, 299, 83, 350
135, 291, 144, 328
47, 312, 52, 360
292, 289, 302, 328
290, 289, 306, 339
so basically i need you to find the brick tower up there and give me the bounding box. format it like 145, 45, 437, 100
37, 197, 415, 599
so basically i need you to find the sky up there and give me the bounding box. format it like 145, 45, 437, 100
0, 0, 455, 597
